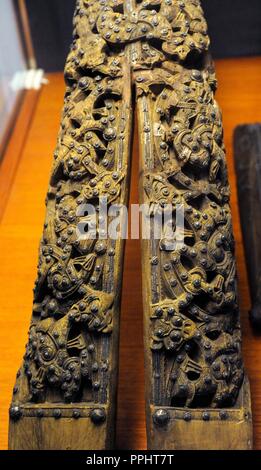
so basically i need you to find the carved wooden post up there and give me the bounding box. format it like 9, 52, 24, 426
9, 0, 133, 450
9, 0, 252, 450
135, 0, 253, 450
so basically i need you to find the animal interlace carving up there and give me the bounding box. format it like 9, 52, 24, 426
11, 0, 244, 422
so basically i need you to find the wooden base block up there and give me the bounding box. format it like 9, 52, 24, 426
148, 378, 252, 450
9, 404, 113, 450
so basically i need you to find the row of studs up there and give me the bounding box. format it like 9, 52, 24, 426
9, 406, 106, 424
153, 408, 232, 425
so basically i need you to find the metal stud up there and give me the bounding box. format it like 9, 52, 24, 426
153, 409, 170, 427
90, 408, 106, 425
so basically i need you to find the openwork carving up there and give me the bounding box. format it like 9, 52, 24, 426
141, 67, 243, 408
10, 0, 251, 450
128, 0, 244, 412
10, 0, 132, 420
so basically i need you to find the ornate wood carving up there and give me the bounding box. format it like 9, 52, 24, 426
134, 0, 252, 450
234, 124, 261, 330
9, 0, 133, 450
9, 0, 252, 450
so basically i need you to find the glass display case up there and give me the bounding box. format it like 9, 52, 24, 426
0, 0, 27, 158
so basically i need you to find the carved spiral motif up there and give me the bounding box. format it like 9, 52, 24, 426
12, 0, 244, 412
17, 0, 131, 405
132, 0, 243, 408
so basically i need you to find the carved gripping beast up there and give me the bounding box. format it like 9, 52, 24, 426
9, 0, 252, 451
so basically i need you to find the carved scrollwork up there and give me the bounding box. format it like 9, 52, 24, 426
11, 0, 133, 411
11, 0, 245, 423
133, 0, 244, 411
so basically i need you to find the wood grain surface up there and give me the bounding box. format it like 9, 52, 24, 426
1, 57, 261, 450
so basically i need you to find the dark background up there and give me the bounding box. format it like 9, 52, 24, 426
25, 0, 261, 72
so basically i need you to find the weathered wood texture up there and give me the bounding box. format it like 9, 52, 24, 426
1, 58, 261, 452
9, 408, 110, 450
234, 124, 261, 330
9, 0, 133, 450
149, 378, 252, 450
135, 0, 252, 449
2, 0, 258, 452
